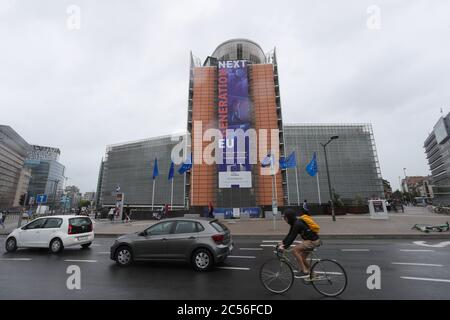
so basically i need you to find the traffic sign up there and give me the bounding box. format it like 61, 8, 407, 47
36, 194, 48, 204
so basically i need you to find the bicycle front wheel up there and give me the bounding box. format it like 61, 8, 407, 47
310, 259, 347, 297
260, 258, 294, 294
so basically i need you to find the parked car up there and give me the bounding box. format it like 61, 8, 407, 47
5, 215, 94, 254
110, 218, 233, 271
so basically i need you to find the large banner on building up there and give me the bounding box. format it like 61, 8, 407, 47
217, 60, 252, 188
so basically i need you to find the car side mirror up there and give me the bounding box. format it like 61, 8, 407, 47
139, 231, 146, 236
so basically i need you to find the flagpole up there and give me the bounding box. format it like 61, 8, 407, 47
294, 166, 300, 205
151, 179, 155, 211
170, 178, 174, 209
316, 172, 322, 204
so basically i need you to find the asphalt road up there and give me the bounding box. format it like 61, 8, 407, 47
0, 236, 449, 300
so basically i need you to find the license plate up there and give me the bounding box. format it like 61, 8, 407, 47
78, 236, 88, 241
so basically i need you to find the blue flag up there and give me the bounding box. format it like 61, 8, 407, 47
306, 152, 318, 177
178, 154, 192, 174
168, 161, 175, 180
152, 158, 159, 180
280, 152, 297, 169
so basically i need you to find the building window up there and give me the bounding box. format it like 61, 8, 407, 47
237, 43, 243, 60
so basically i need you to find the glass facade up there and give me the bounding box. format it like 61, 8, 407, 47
210, 39, 266, 65
284, 124, 384, 204
424, 113, 450, 204
25, 159, 65, 203
100, 135, 186, 207
0, 125, 30, 208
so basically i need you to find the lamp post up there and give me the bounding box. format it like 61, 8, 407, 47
321, 136, 339, 222
403, 168, 411, 205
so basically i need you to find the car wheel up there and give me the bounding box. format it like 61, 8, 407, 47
49, 238, 63, 254
115, 246, 133, 267
81, 242, 92, 249
192, 248, 213, 271
5, 237, 17, 253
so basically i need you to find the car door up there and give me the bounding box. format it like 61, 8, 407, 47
133, 221, 175, 260
18, 218, 47, 247
38, 218, 63, 246
165, 221, 202, 260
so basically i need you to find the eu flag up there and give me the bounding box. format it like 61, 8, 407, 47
178, 154, 192, 174
280, 152, 297, 169
306, 153, 318, 177
261, 153, 272, 168
168, 161, 175, 180
152, 158, 159, 180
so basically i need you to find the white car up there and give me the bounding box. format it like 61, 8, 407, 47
5, 215, 94, 254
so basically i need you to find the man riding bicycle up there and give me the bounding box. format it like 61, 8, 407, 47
279, 209, 321, 277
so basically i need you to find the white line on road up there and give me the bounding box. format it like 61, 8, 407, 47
262, 240, 301, 243
400, 250, 435, 252
228, 255, 256, 259
64, 259, 98, 263
239, 248, 263, 251
341, 249, 370, 252
401, 277, 450, 283
413, 241, 450, 248
392, 262, 443, 267
217, 267, 250, 271
0, 258, 32, 261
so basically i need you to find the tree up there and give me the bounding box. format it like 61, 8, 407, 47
78, 200, 91, 209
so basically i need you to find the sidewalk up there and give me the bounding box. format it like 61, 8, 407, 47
86, 207, 450, 239
1, 207, 449, 238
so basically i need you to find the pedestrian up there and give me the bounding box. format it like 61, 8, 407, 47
108, 208, 115, 222
163, 204, 169, 219
208, 202, 215, 218
123, 205, 131, 223
302, 199, 309, 214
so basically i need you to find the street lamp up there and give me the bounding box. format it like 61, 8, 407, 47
321, 135, 339, 222
403, 168, 411, 204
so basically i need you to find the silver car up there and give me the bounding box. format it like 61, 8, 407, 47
110, 218, 233, 271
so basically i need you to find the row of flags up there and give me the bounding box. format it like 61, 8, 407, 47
152, 155, 193, 180
261, 151, 319, 177
116, 152, 320, 207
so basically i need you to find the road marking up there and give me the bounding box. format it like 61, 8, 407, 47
401, 277, 450, 283
91, 244, 103, 247
0, 258, 32, 261
228, 255, 256, 259
392, 262, 443, 267
260, 244, 296, 248
217, 267, 250, 271
413, 241, 450, 248
64, 259, 98, 263
239, 248, 263, 251
400, 249, 435, 252
341, 249, 370, 252
314, 271, 343, 275
262, 240, 301, 243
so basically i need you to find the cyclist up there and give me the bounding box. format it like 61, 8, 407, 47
278, 209, 321, 277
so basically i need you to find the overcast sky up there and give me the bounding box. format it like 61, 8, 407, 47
1, 0, 449, 193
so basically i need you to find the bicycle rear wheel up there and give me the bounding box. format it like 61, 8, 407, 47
260, 258, 294, 294
310, 259, 347, 297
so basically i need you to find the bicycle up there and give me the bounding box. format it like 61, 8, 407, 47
259, 243, 348, 297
